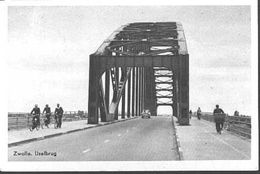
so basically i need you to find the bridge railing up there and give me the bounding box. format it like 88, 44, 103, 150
8, 111, 88, 131
197, 112, 251, 139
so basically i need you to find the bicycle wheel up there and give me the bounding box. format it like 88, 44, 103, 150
54, 120, 58, 129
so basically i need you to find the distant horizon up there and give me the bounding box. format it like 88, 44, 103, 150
7, 110, 251, 117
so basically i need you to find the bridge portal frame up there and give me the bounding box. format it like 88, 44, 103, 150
88, 22, 189, 125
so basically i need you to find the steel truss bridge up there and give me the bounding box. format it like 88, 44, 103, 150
88, 22, 189, 125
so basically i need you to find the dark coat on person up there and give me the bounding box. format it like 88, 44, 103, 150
43, 106, 51, 114
213, 108, 224, 114
55, 107, 64, 116
31, 107, 40, 115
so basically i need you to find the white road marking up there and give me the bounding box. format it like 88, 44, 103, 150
82, 148, 91, 153
104, 139, 110, 143
200, 121, 250, 159
118, 134, 121, 137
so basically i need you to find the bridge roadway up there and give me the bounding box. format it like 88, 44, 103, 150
8, 116, 180, 161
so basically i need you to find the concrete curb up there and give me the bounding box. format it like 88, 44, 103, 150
171, 116, 184, 160
8, 116, 139, 148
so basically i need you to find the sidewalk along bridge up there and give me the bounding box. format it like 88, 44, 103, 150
88, 22, 189, 125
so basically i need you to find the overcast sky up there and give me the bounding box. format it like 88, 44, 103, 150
8, 6, 252, 115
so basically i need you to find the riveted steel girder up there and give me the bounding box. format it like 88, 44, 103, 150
88, 22, 189, 125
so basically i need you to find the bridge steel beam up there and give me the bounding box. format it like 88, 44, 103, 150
103, 70, 110, 122
144, 67, 157, 116
121, 70, 126, 119
131, 68, 135, 117
88, 22, 189, 125
127, 69, 131, 118
136, 67, 139, 116
140, 68, 143, 114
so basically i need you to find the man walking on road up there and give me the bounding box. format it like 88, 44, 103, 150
43, 104, 51, 128
55, 104, 64, 128
189, 110, 192, 119
213, 104, 225, 134
197, 107, 201, 120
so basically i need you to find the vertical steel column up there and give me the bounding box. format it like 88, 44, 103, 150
142, 67, 144, 113
136, 67, 139, 116
176, 65, 180, 121
114, 67, 119, 120
172, 71, 177, 117
139, 67, 143, 114
88, 55, 100, 124
127, 69, 131, 118
102, 70, 110, 122
143, 67, 146, 112
105, 70, 110, 109
121, 69, 126, 119
178, 55, 189, 125
131, 68, 135, 116
140, 67, 143, 115
144, 67, 157, 116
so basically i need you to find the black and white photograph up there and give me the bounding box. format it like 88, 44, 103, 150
0, 0, 258, 172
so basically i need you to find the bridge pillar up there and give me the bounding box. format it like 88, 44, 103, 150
88, 55, 101, 124
121, 68, 126, 119
127, 69, 131, 118
136, 68, 139, 116
131, 68, 136, 117
172, 72, 178, 117
144, 67, 157, 116
101, 70, 110, 122
139, 67, 142, 115
114, 67, 119, 120
177, 55, 189, 125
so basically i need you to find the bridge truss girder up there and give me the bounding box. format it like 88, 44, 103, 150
88, 22, 189, 125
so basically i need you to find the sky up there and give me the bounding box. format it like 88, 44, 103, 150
7, 6, 252, 115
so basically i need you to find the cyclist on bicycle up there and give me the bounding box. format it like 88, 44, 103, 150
42, 104, 51, 128
29, 104, 41, 131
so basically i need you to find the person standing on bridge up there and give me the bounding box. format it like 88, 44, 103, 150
189, 110, 192, 119
55, 104, 64, 128
42, 104, 51, 128
213, 104, 225, 134
29, 104, 41, 131
197, 107, 201, 120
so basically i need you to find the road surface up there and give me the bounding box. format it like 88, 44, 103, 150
8, 116, 180, 161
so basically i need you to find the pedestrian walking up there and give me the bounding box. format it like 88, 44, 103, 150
213, 104, 225, 134
197, 107, 201, 120
54, 104, 64, 128
42, 104, 51, 128
29, 104, 41, 131
189, 110, 192, 119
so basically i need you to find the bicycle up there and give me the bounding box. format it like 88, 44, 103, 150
54, 114, 59, 129
42, 113, 51, 128
29, 114, 40, 131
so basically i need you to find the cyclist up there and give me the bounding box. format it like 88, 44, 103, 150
29, 104, 41, 131
42, 104, 51, 128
